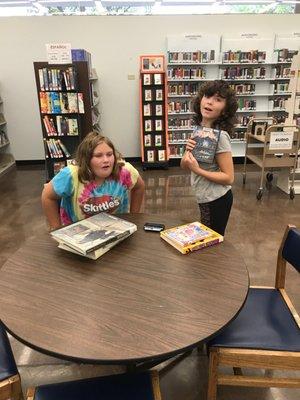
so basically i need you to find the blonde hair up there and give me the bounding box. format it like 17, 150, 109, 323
75, 131, 124, 183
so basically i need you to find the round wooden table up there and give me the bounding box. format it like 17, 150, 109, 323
0, 214, 249, 364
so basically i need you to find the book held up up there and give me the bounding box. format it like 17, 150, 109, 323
160, 221, 223, 254
191, 126, 221, 164
51, 213, 137, 260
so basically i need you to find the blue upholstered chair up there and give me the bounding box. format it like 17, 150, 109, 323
26, 370, 161, 400
0, 323, 23, 400
207, 225, 300, 400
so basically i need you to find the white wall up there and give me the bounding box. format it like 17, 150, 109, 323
0, 14, 300, 160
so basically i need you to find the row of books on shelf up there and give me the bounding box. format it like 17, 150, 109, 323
223, 50, 266, 64
38, 67, 76, 91
275, 49, 298, 63
142, 73, 164, 86
168, 118, 193, 129
43, 115, 79, 136
168, 100, 191, 113
39, 92, 84, 114
221, 66, 266, 80
169, 131, 191, 142
0, 113, 6, 125
274, 66, 291, 78
44, 138, 71, 159
143, 103, 164, 117
145, 149, 166, 162
229, 83, 256, 94
271, 82, 290, 93
53, 159, 76, 175
237, 99, 256, 110
144, 119, 164, 132
0, 130, 9, 146
144, 133, 164, 147
168, 51, 216, 64
168, 48, 297, 65
169, 144, 185, 157
168, 67, 206, 80
168, 129, 246, 143
143, 89, 164, 102
168, 82, 199, 96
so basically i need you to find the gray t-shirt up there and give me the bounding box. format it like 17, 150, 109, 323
191, 129, 232, 203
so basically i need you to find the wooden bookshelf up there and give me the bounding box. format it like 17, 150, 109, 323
33, 61, 99, 180
0, 93, 15, 178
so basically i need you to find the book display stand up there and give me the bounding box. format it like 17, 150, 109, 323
33, 60, 99, 180
166, 33, 300, 160
0, 90, 15, 178
139, 55, 168, 170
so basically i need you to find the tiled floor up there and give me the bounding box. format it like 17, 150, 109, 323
1, 163, 299, 399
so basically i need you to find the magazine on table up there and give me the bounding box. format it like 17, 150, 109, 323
51, 213, 137, 259
191, 126, 221, 164
160, 221, 223, 254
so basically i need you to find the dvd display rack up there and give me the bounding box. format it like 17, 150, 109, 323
0, 90, 15, 178
34, 61, 99, 179
139, 55, 168, 169
166, 33, 300, 159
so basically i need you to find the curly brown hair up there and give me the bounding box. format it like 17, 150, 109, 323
192, 80, 238, 135
75, 131, 124, 183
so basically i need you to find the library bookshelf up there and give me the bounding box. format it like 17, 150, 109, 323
33, 61, 99, 180
166, 33, 300, 160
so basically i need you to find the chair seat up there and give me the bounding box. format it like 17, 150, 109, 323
209, 288, 300, 351
33, 371, 156, 400
0, 323, 18, 381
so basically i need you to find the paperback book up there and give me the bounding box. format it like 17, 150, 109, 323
191, 127, 221, 164
51, 213, 137, 260
160, 221, 223, 254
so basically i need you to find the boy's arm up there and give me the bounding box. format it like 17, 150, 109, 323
130, 176, 145, 213
41, 182, 62, 231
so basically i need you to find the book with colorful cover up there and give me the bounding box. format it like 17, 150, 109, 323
160, 221, 223, 254
191, 126, 221, 164
51, 213, 137, 259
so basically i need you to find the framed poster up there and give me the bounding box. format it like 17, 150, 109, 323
140, 55, 165, 73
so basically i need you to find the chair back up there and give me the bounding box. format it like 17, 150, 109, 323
282, 227, 300, 273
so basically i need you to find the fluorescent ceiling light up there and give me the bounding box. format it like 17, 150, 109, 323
101, 0, 155, 5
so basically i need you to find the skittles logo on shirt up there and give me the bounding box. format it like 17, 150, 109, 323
81, 195, 120, 215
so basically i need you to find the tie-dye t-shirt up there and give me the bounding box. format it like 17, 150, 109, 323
52, 162, 139, 225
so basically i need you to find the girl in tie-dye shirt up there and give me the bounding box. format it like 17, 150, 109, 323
42, 132, 145, 231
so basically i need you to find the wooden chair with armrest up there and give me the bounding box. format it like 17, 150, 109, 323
207, 224, 300, 400
0, 323, 23, 400
26, 370, 161, 400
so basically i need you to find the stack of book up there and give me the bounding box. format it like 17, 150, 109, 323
51, 213, 137, 260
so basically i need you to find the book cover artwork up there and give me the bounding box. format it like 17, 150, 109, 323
160, 221, 223, 254
51, 213, 137, 258
191, 127, 221, 164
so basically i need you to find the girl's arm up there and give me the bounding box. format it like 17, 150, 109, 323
183, 151, 234, 185
41, 182, 62, 231
130, 176, 145, 212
